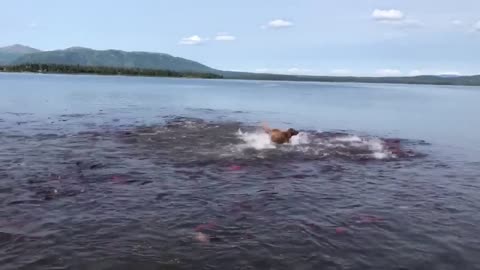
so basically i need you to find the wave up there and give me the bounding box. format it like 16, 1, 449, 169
235, 128, 409, 160
30, 116, 422, 163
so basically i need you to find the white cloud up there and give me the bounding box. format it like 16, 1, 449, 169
438, 71, 462, 76
215, 33, 236, 41
372, 9, 422, 28
452, 20, 463, 26
254, 67, 317, 75
474, 21, 480, 31
372, 9, 404, 21
375, 69, 402, 76
380, 19, 422, 28
286, 68, 314, 75
409, 70, 464, 76
330, 69, 352, 76
179, 35, 208, 45
286, 68, 302, 73
263, 19, 293, 29
409, 70, 424, 76
28, 22, 38, 28
255, 68, 270, 73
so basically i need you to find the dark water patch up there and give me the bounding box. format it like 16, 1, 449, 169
185, 107, 216, 113
186, 107, 248, 115
3, 112, 34, 116
3, 134, 30, 139
109, 117, 424, 166
59, 113, 90, 118
7, 199, 45, 206
1, 116, 480, 269
33, 133, 67, 140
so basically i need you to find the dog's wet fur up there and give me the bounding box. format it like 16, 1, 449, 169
266, 127, 300, 144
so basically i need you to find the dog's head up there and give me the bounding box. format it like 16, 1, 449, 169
287, 128, 299, 136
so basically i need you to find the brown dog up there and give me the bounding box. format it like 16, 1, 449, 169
262, 123, 299, 144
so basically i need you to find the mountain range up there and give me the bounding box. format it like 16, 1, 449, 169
0, 44, 41, 65
2, 45, 217, 73
1, 44, 479, 86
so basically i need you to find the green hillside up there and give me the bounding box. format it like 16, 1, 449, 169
0, 44, 41, 65
13, 47, 218, 73
2, 44, 480, 86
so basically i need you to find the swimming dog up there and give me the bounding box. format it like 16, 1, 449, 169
262, 123, 299, 144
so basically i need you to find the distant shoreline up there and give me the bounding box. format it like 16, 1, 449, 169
221, 71, 480, 87
0, 64, 223, 79
1, 63, 480, 87
2, 45, 479, 86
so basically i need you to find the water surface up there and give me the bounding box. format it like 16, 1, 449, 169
1, 73, 479, 270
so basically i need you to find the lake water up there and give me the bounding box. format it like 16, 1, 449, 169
1, 73, 479, 270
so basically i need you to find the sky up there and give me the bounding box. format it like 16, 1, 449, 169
1, 0, 480, 76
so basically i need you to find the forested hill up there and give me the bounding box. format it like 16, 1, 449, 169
0, 64, 222, 79
2, 44, 480, 86
0, 44, 41, 65
12, 47, 218, 74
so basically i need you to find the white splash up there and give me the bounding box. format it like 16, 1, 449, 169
372, 151, 389, 160
290, 132, 310, 145
333, 135, 363, 143
235, 129, 394, 160
334, 135, 391, 160
236, 129, 311, 150
364, 138, 392, 159
236, 129, 275, 150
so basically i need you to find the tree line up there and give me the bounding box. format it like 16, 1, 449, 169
0, 64, 223, 79
222, 71, 480, 86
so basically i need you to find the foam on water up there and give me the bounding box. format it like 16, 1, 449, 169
332, 135, 392, 160
106, 118, 413, 161
290, 132, 311, 145
333, 135, 363, 143
236, 129, 394, 160
236, 129, 276, 150
236, 129, 312, 149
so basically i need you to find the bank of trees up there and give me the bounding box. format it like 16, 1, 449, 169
1, 64, 223, 79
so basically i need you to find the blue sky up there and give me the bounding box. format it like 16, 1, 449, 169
1, 0, 480, 76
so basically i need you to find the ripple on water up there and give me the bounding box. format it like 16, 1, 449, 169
1, 116, 479, 270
